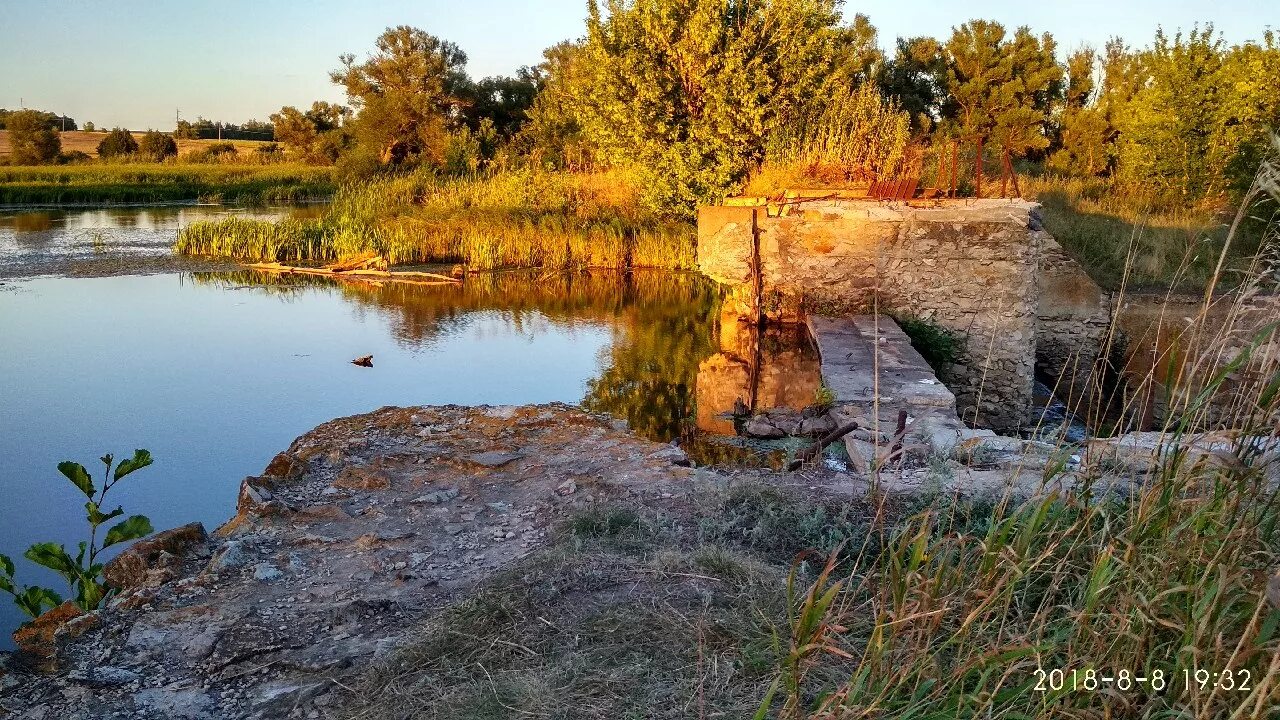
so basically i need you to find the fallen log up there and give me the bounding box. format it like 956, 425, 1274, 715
247, 262, 462, 285
788, 420, 860, 471
326, 253, 388, 272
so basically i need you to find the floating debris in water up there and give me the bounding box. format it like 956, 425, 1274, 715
351, 355, 373, 367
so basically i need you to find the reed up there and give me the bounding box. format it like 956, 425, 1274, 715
175, 169, 698, 271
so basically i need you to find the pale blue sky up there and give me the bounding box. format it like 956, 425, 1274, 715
1, 0, 1271, 130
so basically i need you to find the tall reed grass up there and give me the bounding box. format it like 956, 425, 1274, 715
176, 169, 697, 271
763, 149, 1280, 719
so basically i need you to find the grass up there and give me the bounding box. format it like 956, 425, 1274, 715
1023, 174, 1272, 290
175, 168, 696, 271
343, 489, 880, 720
0, 163, 334, 205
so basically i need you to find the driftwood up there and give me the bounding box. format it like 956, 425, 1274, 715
351, 355, 373, 368
248, 262, 462, 285
326, 253, 388, 272
788, 420, 860, 471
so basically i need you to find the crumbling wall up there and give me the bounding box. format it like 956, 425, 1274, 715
1035, 233, 1113, 417
697, 199, 1044, 432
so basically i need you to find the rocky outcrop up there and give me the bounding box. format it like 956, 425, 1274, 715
0, 404, 713, 719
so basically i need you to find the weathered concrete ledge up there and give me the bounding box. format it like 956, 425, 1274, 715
7, 401, 1260, 718
806, 314, 1005, 469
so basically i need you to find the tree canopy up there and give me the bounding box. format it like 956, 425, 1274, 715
6, 109, 62, 164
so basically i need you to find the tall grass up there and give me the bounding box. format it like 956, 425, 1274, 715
0, 163, 334, 205
764, 153, 1280, 718
1023, 173, 1267, 290
176, 168, 697, 271
746, 83, 911, 195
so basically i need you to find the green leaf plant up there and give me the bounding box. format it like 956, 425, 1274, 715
0, 450, 155, 621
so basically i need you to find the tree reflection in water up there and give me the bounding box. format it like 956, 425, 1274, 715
191, 269, 723, 442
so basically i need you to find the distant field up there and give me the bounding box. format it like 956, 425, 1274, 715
0, 130, 272, 159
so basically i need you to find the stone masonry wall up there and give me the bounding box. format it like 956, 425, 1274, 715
1035, 232, 1113, 415
697, 199, 1043, 432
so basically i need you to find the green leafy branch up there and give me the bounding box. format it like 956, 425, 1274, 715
0, 450, 155, 620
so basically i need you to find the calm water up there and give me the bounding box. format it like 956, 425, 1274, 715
0, 204, 323, 277
0, 263, 723, 645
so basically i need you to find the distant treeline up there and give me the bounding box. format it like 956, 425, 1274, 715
174, 118, 274, 141
0, 109, 76, 131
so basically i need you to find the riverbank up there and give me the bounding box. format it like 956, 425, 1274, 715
2, 403, 1275, 718
0, 164, 334, 205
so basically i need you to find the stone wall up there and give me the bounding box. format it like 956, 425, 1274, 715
1035, 233, 1113, 416
697, 199, 1047, 432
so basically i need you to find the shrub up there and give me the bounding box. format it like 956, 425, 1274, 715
138, 130, 178, 161
58, 150, 92, 164
6, 109, 61, 164
97, 128, 139, 159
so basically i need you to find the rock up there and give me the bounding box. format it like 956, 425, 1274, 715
102, 522, 208, 592
253, 563, 283, 582
466, 451, 525, 468
235, 476, 280, 515
135, 687, 217, 720
556, 479, 577, 496
743, 418, 786, 439
66, 666, 140, 687
12, 601, 99, 664
411, 487, 459, 505
333, 465, 391, 490
262, 452, 307, 480
206, 540, 248, 572
798, 414, 837, 436
648, 446, 691, 466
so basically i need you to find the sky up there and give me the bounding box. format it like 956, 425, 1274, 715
0, 0, 1272, 130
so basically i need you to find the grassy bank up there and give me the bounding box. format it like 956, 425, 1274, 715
0, 163, 334, 205
176, 169, 696, 271
1024, 174, 1270, 290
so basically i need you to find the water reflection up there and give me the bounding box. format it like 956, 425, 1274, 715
694, 309, 823, 435
191, 269, 726, 442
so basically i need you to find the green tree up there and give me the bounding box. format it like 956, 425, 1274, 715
574, 0, 854, 213
521, 41, 596, 169
331, 25, 470, 167
1048, 48, 1110, 175
271, 102, 350, 164
878, 37, 948, 134
460, 70, 541, 139
139, 130, 178, 161
938, 20, 1063, 159
97, 128, 139, 159
6, 109, 62, 164
83, 121, 96, 132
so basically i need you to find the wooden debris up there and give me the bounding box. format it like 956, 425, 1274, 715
248, 262, 462, 285
788, 420, 860, 470
351, 355, 373, 368
326, 253, 389, 273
